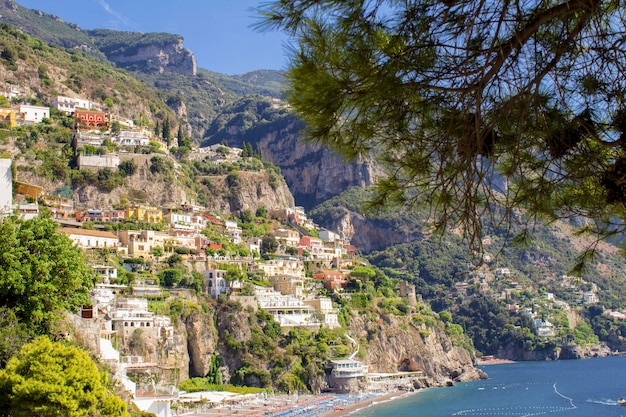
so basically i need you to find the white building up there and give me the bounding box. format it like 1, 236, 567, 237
51, 95, 93, 113
204, 269, 228, 298
255, 287, 320, 328
583, 291, 599, 304
248, 257, 305, 279
225, 220, 242, 244
115, 129, 150, 147
93, 265, 118, 284
0, 159, 12, 217
77, 154, 120, 170
16, 201, 39, 220
275, 228, 300, 248
165, 212, 192, 228
532, 319, 555, 337
318, 229, 340, 243
19, 104, 49, 124
304, 297, 340, 328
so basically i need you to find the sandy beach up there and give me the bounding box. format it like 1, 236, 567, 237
317, 390, 416, 417
176, 389, 419, 417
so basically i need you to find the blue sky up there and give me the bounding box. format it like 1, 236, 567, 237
15, 0, 291, 75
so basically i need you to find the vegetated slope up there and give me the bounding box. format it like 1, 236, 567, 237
0, 23, 175, 125
0, 1, 288, 141
309, 186, 626, 357
0, 1, 100, 54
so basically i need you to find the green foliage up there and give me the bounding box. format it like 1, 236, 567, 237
0, 308, 34, 368
258, 0, 626, 256
149, 156, 174, 176
0, 337, 130, 417
572, 322, 600, 347
0, 215, 94, 332
439, 311, 452, 323
118, 159, 137, 177
158, 268, 183, 287
453, 295, 523, 356
261, 233, 278, 256
376, 298, 409, 316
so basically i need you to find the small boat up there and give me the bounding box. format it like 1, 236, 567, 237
618, 398, 626, 406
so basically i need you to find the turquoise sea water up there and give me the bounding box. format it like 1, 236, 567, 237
353, 355, 626, 417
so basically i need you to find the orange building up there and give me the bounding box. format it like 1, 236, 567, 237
74, 109, 108, 129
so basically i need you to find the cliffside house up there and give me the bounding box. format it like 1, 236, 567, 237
19, 104, 50, 125
318, 229, 340, 243
77, 154, 120, 170
93, 265, 118, 284
203, 269, 228, 298
111, 298, 174, 345
42, 194, 74, 220
224, 220, 243, 244
248, 257, 305, 279
270, 275, 304, 297
78, 209, 126, 223
255, 287, 320, 328
74, 109, 108, 129
303, 297, 340, 328
59, 227, 119, 250
117, 229, 173, 258
0, 108, 16, 127
325, 359, 369, 393
313, 269, 347, 291
270, 206, 315, 230
115, 129, 150, 147
275, 228, 300, 248
51, 95, 97, 114
125, 205, 163, 223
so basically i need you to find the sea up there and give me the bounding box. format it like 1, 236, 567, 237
352, 355, 626, 417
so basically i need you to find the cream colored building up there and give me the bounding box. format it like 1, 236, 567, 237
118, 229, 172, 258
60, 228, 119, 250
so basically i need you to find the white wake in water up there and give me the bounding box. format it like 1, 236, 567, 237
453, 383, 577, 416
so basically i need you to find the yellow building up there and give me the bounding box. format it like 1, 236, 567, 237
0, 108, 16, 128
125, 205, 163, 223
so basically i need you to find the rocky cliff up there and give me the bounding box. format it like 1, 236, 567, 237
205, 110, 383, 209
349, 311, 486, 386
180, 297, 485, 392
14, 153, 294, 213
88, 30, 197, 76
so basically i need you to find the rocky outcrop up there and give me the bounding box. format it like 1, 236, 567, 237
207, 113, 382, 209
347, 311, 486, 386
94, 34, 196, 76
320, 208, 420, 253
15, 152, 294, 213
202, 170, 295, 214
496, 341, 614, 361
256, 124, 382, 208
185, 310, 218, 377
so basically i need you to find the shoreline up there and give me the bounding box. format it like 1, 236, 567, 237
317, 390, 419, 417
476, 358, 515, 366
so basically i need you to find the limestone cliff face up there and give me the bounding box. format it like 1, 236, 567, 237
208, 113, 382, 209
323, 208, 419, 253
16, 153, 294, 213
202, 170, 295, 214
254, 121, 381, 208
185, 310, 218, 377
348, 313, 486, 386
102, 36, 196, 76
